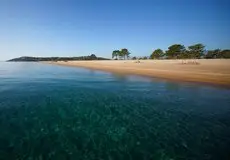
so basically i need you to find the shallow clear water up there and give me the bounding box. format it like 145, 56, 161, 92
0, 62, 230, 160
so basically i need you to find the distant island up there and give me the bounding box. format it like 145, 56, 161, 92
7, 54, 110, 62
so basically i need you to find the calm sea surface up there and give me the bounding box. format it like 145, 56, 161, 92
0, 62, 230, 160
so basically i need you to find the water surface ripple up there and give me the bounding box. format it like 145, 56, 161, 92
0, 62, 230, 160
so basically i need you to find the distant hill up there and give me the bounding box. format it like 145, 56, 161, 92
7, 54, 110, 62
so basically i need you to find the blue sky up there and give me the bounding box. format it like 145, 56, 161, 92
0, 0, 230, 60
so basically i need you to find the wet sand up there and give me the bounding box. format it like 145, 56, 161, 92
46, 59, 230, 87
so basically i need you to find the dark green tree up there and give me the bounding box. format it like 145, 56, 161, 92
205, 49, 221, 59
214, 49, 221, 58
143, 56, 148, 60
118, 50, 124, 60
150, 49, 164, 59
120, 48, 130, 60
188, 43, 205, 58
205, 50, 215, 59
112, 50, 120, 59
127, 51, 131, 59
166, 44, 186, 59
90, 54, 97, 60
221, 50, 230, 58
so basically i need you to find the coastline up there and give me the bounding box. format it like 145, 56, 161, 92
45, 59, 230, 87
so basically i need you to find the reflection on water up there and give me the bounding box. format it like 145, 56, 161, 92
165, 82, 181, 91
111, 73, 127, 81
0, 62, 230, 160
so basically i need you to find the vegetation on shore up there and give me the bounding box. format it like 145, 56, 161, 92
112, 48, 131, 60
113, 44, 230, 60
7, 54, 109, 62
7, 44, 230, 62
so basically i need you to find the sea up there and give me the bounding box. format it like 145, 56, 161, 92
0, 62, 230, 160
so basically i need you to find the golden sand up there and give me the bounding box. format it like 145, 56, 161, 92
46, 59, 230, 87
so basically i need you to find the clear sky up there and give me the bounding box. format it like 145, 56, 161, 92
0, 0, 230, 60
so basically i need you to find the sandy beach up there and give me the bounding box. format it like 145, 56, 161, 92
47, 59, 230, 87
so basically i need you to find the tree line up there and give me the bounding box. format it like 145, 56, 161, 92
112, 49, 131, 60
8, 54, 109, 62
112, 44, 230, 60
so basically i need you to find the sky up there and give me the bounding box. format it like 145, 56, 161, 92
0, 0, 230, 60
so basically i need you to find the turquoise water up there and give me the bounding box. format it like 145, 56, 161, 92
0, 62, 230, 160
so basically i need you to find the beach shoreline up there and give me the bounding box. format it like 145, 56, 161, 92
45, 59, 230, 87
